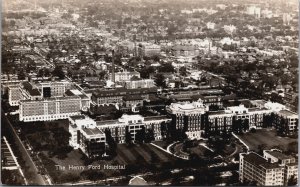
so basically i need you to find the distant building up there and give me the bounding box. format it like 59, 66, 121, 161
239, 150, 298, 186
171, 45, 199, 57
246, 5, 261, 18
122, 95, 144, 112
206, 22, 216, 30
223, 25, 237, 35
283, 13, 292, 25
124, 79, 155, 89
137, 43, 161, 57
91, 88, 156, 106
109, 71, 140, 82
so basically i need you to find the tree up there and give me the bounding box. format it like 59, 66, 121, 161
140, 66, 155, 79
52, 66, 65, 79
154, 73, 166, 88
145, 129, 155, 143
135, 126, 146, 143
125, 126, 132, 144
17, 71, 26, 80
287, 175, 297, 186
104, 128, 117, 156
158, 63, 175, 73
242, 119, 250, 132
179, 66, 187, 76
209, 105, 219, 111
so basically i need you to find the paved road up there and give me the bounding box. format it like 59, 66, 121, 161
2, 111, 47, 185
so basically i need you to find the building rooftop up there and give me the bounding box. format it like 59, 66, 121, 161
207, 110, 227, 116
123, 95, 143, 101
22, 81, 41, 96
96, 120, 119, 126
69, 115, 86, 121
144, 115, 170, 121
277, 110, 298, 117
248, 107, 269, 112
265, 150, 295, 160
82, 127, 104, 136
243, 152, 281, 170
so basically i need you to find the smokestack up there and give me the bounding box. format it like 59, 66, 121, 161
112, 50, 115, 83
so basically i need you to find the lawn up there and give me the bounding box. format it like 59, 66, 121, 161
43, 143, 179, 184
236, 128, 297, 152
152, 141, 171, 149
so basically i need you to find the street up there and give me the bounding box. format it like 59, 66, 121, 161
2, 111, 47, 185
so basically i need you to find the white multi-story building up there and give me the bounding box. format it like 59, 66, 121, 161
240, 150, 298, 186
223, 25, 237, 35
246, 5, 261, 18
138, 43, 161, 57
7, 80, 73, 106
124, 79, 155, 89
69, 114, 171, 147
109, 71, 140, 82
35, 80, 72, 97
206, 22, 216, 30
167, 100, 208, 139
19, 95, 88, 122
283, 13, 292, 26
69, 115, 106, 158
8, 85, 22, 106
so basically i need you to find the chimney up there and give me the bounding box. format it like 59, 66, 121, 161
112, 50, 115, 83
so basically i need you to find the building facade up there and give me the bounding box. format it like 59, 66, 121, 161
69, 115, 106, 158
69, 114, 171, 150
109, 71, 140, 82
19, 96, 83, 122
166, 100, 208, 139
240, 150, 298, 186
124, 79, 155, 89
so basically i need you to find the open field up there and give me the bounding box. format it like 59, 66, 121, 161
236, 129, 297, 152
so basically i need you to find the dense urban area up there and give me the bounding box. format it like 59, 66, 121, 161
1, 0, 299, 186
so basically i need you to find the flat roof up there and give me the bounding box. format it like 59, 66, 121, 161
278, 110, 297, 117
243, 153, 281, 170
248, 107, 269, 112
70, 115, 86, 121
123, 95, 143, 101
207, 110, 226, 115
82, 127, 104, 136
265, 150, 294, 160
144, 116, 170, 121
96, 120, 119, 126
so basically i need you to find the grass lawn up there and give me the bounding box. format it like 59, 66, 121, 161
189, 145, 212, 157
236, 128, 297, 152
44, 143, 179, 183
152, 141, 170, 149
